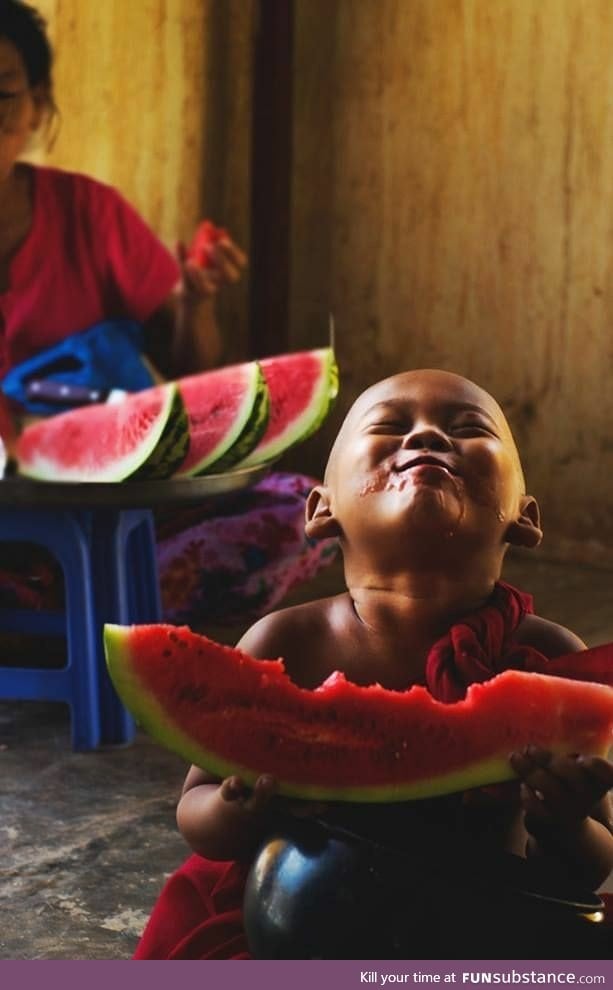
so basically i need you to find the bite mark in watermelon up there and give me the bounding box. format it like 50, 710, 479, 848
16, 383, 188, 482
104, 624, 613, 803
237, 348, 339, 468
173, 362, 269, 477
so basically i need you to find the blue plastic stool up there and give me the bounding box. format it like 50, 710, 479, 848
0, 506, 161, 750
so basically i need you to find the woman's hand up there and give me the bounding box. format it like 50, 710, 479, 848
178, 222, 247, 303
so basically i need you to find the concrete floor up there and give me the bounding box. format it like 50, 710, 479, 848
1, 551, 613, 960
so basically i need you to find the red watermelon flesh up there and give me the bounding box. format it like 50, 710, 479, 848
104, 624, 613, 803
16, 383, 187, 482
237, 348, 339, 467
173, 362, 269, 477
187, 220, 229, 269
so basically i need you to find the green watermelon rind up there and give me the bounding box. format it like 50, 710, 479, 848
238, 348, 339, 468
18, 383, 184, 483
103, 625, 612, 803
174, 363, 269, 477
133, 385, 190, 480
197, 366, 270, 475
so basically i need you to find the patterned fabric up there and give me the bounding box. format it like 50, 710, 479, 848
156, 471, 339, 626
0, 473, 338, 631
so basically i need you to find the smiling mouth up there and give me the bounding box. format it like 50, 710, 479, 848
396, 455, 458, 476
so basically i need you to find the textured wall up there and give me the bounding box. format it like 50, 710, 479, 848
290, 0, 613, 564
30, 0, 254, 359
20, 0, 613, 560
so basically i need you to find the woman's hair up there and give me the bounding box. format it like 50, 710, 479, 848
0, 0, 56, 112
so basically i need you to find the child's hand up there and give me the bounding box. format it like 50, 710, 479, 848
220, 774, 326, 823
219, 773, 277, 817
510, 745, 613, 837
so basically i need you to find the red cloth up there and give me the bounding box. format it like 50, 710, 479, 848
132, 581, 601, 960
133, 858, 251, 960
425, 581, 537, 702
0, 165, 179, 376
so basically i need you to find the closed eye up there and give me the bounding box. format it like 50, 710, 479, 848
365, 421, 410, 435
450, 422, 498, 438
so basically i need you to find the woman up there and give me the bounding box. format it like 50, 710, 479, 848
0, 0, 336, 628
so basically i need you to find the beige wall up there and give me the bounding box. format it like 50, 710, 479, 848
290, 0, 613, 565
30, 0, 254, 360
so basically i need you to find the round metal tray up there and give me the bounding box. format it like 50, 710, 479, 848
0, 462, 272, 509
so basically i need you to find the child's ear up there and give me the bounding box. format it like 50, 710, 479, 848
505, 495, 543, 549
305, 485, 342, 541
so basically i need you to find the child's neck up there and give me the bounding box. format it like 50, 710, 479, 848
346, 565, 499, 644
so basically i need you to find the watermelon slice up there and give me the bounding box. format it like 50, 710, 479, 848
16, 383, 188, 482
173, 362, 269, 477
104, 624, 613, 803
187, 220, 229, 269
237, 348, 339, 468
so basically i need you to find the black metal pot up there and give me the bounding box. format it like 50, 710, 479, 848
243, 813, 609, 960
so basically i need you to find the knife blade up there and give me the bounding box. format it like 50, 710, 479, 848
25, 380, 128, 407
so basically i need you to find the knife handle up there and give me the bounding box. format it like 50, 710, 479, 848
25, 380, 110, 406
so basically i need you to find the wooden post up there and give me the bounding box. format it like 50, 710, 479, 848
248, 0, 294, 358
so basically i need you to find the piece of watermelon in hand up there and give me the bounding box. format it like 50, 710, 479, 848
103, 625, 613, 804
187, 220, 229, 269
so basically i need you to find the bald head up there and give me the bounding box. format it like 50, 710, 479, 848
325, 369, 525, 492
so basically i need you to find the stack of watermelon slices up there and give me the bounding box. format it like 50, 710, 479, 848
14, 348, 339, 483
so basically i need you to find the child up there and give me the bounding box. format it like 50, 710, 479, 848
135, 369, 613, 959
0, 0, 335, 627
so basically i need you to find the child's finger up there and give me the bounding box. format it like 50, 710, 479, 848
523, 752, 613, 811
220, 775, 248, 802
513, 749, 613, 824
247, 774, 277, 813
519, 781, 553, 822
576, 755, 613, 792
542, 753, 613, 807
511, 749, 572, 813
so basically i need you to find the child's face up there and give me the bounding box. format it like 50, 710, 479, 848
322, 370, 530, 565
0, 38, 44, 180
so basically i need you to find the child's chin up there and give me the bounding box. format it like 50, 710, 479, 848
401, 487, 464, 526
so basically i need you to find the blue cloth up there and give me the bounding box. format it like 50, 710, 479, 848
1, 321, 155, 414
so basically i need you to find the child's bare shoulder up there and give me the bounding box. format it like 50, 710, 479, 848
514, 612, 586, 658
236, 593, 353, 686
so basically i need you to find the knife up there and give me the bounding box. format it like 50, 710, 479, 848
25, 380, 128, 407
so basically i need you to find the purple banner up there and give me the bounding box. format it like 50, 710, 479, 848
2, 960, 613, 990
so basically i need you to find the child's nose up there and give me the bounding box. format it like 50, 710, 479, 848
401, 423, 452, 451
